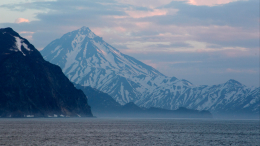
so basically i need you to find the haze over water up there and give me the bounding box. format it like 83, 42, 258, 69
0, 118, 259, 145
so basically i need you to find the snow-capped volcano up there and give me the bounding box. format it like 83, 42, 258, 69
43, 26, 163, 76
42, 26, 190, 104
41, 26, 259, 114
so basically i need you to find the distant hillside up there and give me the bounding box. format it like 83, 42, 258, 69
75, 84, 212, 118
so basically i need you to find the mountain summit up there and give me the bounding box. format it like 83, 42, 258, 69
0, 27, 40, 60
42, 26, 187, 104
42, 26, 164, 77
41, 27, 259, 116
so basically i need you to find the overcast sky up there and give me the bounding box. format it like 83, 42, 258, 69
0, 0, 259, 86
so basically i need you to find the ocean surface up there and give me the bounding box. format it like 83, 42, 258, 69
0, 118, 259, 145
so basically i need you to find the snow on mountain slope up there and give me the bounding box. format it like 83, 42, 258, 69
138, 79, 259, 113
41, 26, 259, 114
42, 26, 189, 104
0, 28, 35, 57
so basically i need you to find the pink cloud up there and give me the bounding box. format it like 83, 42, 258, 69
15, 18, 29, 23
91, 28, 104, 36
113, 16, 128, 19
135, 22, 150, 28
19, 31, 35, 40
19, 31, 34, 34
187, 0, 240, 6
115, 27, 127, 32
126, 9, 171, 18
226, 68, 257, 74
221, 48, 259, 58
91, 27, 127, 36
116, 0, 173, 8
99, 23, 257, 56
184, 25, 258, 42
117, 0, 243, 7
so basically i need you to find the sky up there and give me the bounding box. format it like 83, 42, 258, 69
0, 0, 259, 86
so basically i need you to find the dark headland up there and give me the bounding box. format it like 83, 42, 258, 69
0, 27, 93, 118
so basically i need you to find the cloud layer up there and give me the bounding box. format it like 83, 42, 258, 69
0, 0, 259, 86
15, 18, 29, 23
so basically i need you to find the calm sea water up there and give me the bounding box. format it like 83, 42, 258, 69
0, 118, 259, 145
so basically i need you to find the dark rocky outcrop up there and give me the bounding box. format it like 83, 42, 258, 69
0, 27, 93, 118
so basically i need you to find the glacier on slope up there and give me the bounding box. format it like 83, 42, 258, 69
41, 26, 259, 114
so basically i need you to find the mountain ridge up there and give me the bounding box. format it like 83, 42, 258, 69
75, 84, 212, 118
41, 26, 259, 115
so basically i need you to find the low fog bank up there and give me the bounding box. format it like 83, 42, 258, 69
74, 84, 259, 120
91, 112, 212, 119
212, 113, 259, 120
91, 112, 259, 120
75, 84, 212, 119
